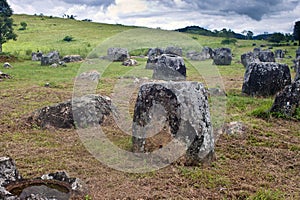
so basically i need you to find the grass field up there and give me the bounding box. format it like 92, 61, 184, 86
0, 14, 299, 199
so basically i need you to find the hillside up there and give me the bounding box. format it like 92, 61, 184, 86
0, 14, 299, 199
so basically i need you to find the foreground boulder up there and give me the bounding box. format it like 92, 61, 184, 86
213, 48, 232, 65
242, 62, 291, 96
153, 54, 186, 81
132, 82, 214, 165
41, 51, 60, 66
107, 47, 129, 62
258, 50, 275, 62
270, 80, 300, 117
0, 157, 86, 200
28, 95, 114, 129
241, 52, 260, 68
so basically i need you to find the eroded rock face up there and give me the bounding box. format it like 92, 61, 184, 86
241, 52, 260, 68
41, 51, 60, 66
28, 95, 114, 129
213, 48, 232, 65
258, 50, 275, 62
270, 80, 300, 117
107, 47, 129, 62
132, 82, 214, 165
242, 62, 291, 96
152, 54, 186, 81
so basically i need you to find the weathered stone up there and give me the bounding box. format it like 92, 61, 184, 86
0, 71, 12, 81
3, 62, 12, 69
0, 157, 22, 187
222, 121, 246, 135
242, 62, 291, 96
187, 47, 213, 61
41, 171, 86, 194
146, 48, 164, 69
28, 94, 114, 129
275, 49, 285, 59
41, 51, 60, 66
62, 55, 83, 63
165, 46, 183, 56
241, 52, 260, 68
122, 59, 138, 66
213, 48, 232, 65
153, 54, 186, 81
107, 47, 129, 62
147, 48, 164, 57
296, 47, 300, 58
258, 50, 275, 62
31, 51, 43, 61
132, 82, 214, 165
253, 47, 261, 57
294, 57, 300, 81
270, 80, 300, 117
77, 70, 100, 82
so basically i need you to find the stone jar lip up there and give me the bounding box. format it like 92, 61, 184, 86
5, 178, 72, 196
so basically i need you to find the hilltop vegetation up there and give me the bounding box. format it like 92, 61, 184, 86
0, 14, 299, 199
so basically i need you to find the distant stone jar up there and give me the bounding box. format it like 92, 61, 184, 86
213, 48, 232, 65
242, 62, 291, 96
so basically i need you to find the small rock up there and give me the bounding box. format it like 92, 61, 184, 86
223, 121, 246, 135
122, 59, 138, 66
3, 62, 13, 69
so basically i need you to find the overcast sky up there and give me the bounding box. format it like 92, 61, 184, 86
7, 0, 300, 35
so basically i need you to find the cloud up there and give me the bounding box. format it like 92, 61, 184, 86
157, 0, 298, 21
62, 0, 115, 7
6, 0, 300, 34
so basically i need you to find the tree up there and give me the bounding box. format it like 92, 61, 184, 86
293, 21, 300, 46
0, 0, 17, 53
268, 33, 285, 43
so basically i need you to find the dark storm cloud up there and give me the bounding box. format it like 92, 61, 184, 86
62, 0, 115, 7
157, 0, 298, 21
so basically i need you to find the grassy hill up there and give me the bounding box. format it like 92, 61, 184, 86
0, 14, 299, 199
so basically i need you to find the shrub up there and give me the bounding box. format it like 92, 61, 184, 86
19, 22, 27, 30
63, 35, 74, 42
221, 38, 237, 45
